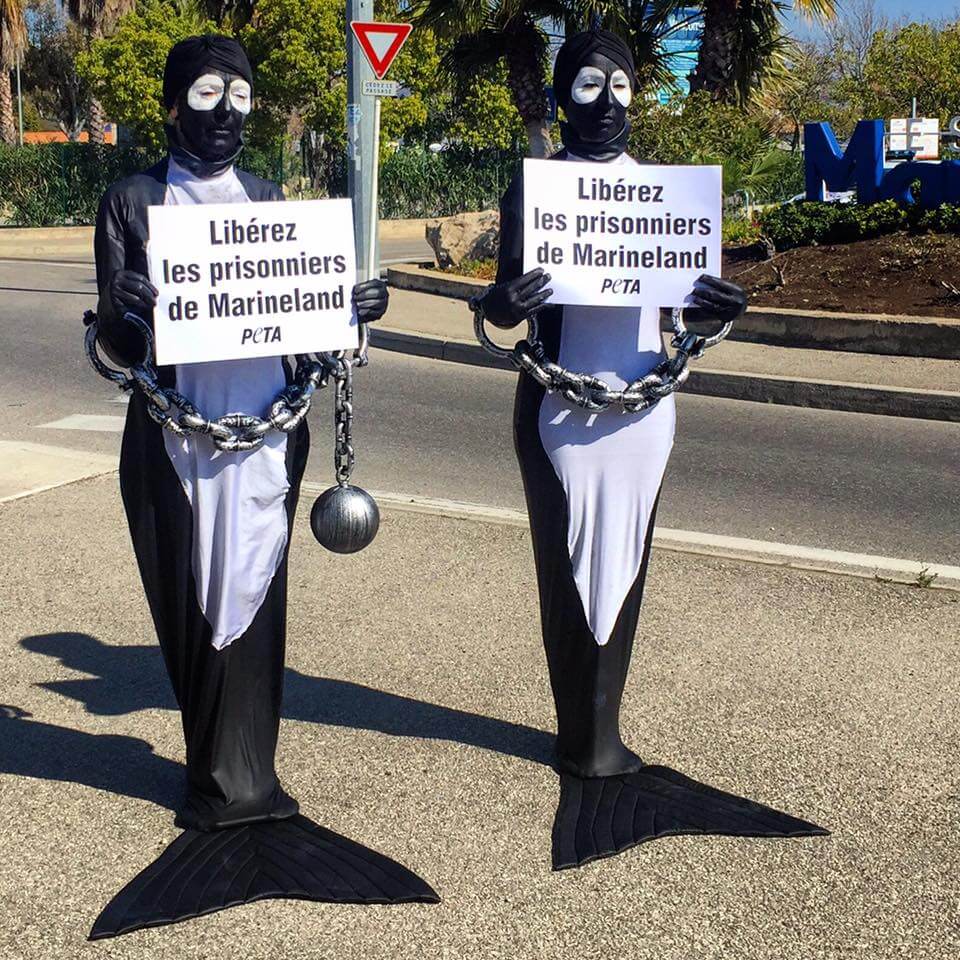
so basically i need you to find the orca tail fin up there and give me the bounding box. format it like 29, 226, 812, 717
552, 765, 828, 871
89, 814, 439, 940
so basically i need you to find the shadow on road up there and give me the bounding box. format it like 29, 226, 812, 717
0, 703, 183, 811
16, 633, 554, 793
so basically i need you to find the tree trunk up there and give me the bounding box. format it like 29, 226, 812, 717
88, 97, 105, 145
504, 16, 553, 158
0, 70, 16, 145
524, 119, 552, 159
689, 0, 741, 102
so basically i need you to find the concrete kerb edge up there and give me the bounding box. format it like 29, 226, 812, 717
300, 484, 960, 592
369, 327, 960, 422
386, 263, 960, 360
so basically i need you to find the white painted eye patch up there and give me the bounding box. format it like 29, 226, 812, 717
186, 74, 252, 114
570, 67, 606, 105
569, 66, 633, 108
610, 69, 633, 108
228, 79, 252, 114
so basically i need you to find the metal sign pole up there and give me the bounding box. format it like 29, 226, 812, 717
346, 0, 379, 281
367, 97, 381, 283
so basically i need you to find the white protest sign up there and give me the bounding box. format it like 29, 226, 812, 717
148, 198, 358, 365
522, 158, 722, 308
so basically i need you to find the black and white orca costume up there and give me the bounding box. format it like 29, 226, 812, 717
486, 29, 826, 870
88, 36, 436, 940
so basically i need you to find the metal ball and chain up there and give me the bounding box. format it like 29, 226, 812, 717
309, 355, 380, 554
470, 292, 733, 413
84, 310, 379, 553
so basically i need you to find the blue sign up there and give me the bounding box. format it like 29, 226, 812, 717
805, 120, 960, 209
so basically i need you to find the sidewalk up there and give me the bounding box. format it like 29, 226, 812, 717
1, 473, 957, 959
376, 288, 960, 422
0, 219, 429, 262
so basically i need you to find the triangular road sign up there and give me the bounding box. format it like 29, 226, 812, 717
350, 22, 413, 80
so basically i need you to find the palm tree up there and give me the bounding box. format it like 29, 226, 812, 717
411, 0, 682, 157
65, 0, 136, 143
690, 0, 837, 105
411, 1, 562, 158
0, 0, 27, 145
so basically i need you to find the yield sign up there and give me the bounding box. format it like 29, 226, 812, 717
350, 21, 413, 80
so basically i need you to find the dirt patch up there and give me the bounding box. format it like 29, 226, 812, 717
726, 233, 960, 318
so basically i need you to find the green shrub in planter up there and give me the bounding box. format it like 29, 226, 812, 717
760, 199, 917, 249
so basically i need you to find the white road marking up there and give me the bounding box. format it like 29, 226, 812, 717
300, 486, 960, 592
38, 414, 126, 432
0, 440, 118, 503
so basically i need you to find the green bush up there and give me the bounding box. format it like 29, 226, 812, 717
631, 93, 805, 205
0, 142, 520, 226
378, 146, 522, 219
722, 217, 762, 245
0, 144, 154, 226
756, 198, 960, 250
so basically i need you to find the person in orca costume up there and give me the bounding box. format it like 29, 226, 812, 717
480, 28, 826, 869
88, 35, 437, 939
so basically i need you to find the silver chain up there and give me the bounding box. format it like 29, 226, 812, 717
470, 291, 732, 413
332, 357, 355, 484
84, 310, 358, 453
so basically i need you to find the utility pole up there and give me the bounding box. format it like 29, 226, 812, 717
346, 0, 379, 281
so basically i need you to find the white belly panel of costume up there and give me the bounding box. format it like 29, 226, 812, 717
160, 158, 290, 650
537, 152, 675, 646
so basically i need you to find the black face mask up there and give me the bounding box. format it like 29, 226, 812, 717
167, 69, 248, 177
559, 52, 633, 162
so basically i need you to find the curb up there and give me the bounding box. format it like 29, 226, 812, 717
369, 327, 960, 423
386, 263, 960, 360
301, 486, 960, 593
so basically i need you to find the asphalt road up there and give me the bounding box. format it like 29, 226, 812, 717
3, 259, 959, 563
2, 475, 957, 960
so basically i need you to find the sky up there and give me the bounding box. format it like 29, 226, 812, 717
787, 0, 960, 37
855, 0, 958, 14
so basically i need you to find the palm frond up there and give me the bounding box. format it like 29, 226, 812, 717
627, 0, 700, 96
439, 27, 513, 87
791, 0, 838, 21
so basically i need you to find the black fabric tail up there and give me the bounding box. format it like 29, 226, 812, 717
552, 766, 828, 871
89, 814, 440, 940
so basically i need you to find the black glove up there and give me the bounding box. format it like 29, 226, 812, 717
352, 279, 388, 324
95, 269, 156, 367
480, 268, 553, 329
686, 274, 747, 327
109, 269, 158, 321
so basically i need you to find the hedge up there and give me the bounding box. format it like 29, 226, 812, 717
0, 142, 521, 226
377, 145, 522, 220
760, 198, 960, 250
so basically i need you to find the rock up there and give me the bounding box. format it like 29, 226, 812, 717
425, 210, 500, 269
